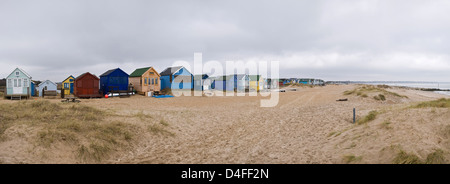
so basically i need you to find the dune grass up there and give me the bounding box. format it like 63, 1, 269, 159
343, 155, 362, 164
425, 149, 446, 164
393, 150, 422, 164
380, 120, 392, 129
344, 85, 408, 99
357, 110, 379, 125
0, 100, 136, 162
393, 149, 447, 164
373, 94, 386, 101
413, 98, 450, 108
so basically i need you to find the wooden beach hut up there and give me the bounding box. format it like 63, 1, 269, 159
5, 68, 32, 99
129, 67, 160, 95
37, 80, 57, 97
249, 75, 264, 92
160, 66, 193, 90
100, 68, 129, 95
73, 72, 102, 98
62, 75, 75, 95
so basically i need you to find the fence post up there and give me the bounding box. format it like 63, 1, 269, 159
353, 108, 356, 124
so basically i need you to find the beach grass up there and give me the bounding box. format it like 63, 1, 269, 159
413, 98, 450, 108
380, 120, 392, 129
425, 149, 446, 164
357, 110, 379, 125
344, 85, 408, 99
0, 100, 136, 162
343, 155, 362, 164
393, 149, 447, 164
393, 150, 422, 164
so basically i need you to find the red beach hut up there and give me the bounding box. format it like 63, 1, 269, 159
73, 72, 102, 98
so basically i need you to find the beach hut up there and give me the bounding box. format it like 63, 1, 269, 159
5, 68, 32, 99
264, 78, 278, 89
249, 75, 264, 92
0, 78, 5, 94
160, 66, 193, 90
30, 81, 36, 96
211, 76, 228, 91
193, 74, 210, 91
212, 74, 249, 91
73, 72, 102, 98
100, 68, 129, 95
312, 79, 325, 86
62, 75, 75, 95
37, 80, 57, 97
129, 67, 160, 95
299, 78, 314, 85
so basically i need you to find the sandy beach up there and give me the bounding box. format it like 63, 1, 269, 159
0, 84, 449, 164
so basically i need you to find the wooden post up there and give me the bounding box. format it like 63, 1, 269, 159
353, 108, 356, 124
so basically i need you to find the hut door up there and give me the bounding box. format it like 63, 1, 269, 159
13, 79, 22, 94
70, 83, 74, 94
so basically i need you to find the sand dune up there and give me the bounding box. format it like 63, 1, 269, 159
0, 84, 449, 164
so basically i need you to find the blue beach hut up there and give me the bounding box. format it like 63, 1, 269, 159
99, 68, 129, 95
160, 66, 193, 90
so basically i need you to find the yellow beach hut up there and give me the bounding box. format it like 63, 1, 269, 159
249, 75, 264, 92
62, 75, 75, 95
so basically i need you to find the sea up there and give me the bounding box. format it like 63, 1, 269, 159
354, 81, 450, 96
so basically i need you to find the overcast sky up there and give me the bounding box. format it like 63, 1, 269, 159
1, 0, 450, 82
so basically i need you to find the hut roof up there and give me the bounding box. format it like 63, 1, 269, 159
249, 75, 261, 81
62, 75, 74, 82
194, 74, 209, 80
38, 80, 57, 87
160, 66, 183, 76
100, 68, 128, 77
7, 68, 32, 79
100, 68, 117, 77
75, 72, 99, 80
129, 67, 151, 77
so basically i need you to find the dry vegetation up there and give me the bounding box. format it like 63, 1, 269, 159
344, 85, 408, 100
357, 110, 379, 125
0, 100, 174, 163
413, 98, 450, 108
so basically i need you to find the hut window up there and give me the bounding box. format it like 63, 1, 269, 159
155, 79, 158, 85
24, 79, 28, 87
8, 79, 12, 87
18, 79, 22, 87
144, 78, 147, 85
15, 71, 19, 76
151, 78, 154, 85
13, 79, 17, 87
64, 83, 69, 88
150, 72, 154, 75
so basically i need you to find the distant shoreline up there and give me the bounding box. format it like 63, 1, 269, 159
327, 81, 450, 92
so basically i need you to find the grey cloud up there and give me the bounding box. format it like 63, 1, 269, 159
0, 0, 449, 82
